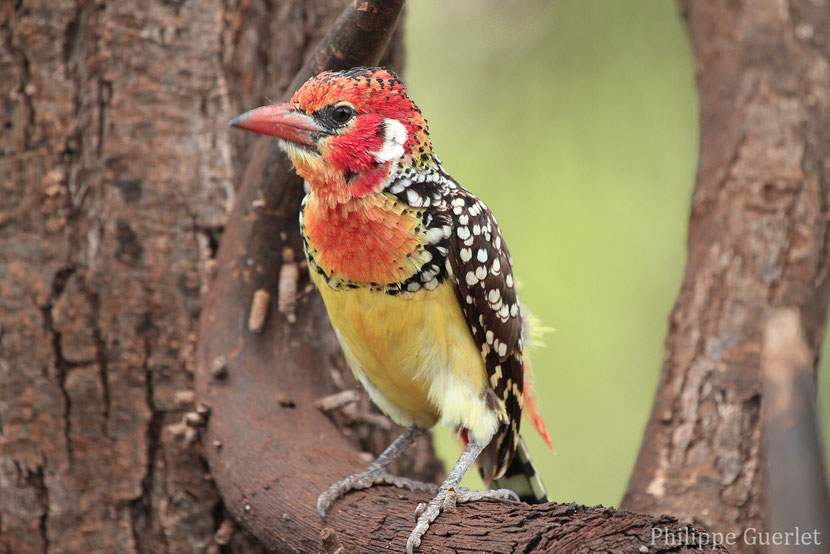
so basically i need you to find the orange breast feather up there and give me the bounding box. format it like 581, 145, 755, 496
304, 194, 423, 285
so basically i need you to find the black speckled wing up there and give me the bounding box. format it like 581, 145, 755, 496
444, 187, 524, 481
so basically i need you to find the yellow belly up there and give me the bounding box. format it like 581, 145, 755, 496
312, 271, 500, 442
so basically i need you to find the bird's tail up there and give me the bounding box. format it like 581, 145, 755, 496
492, 436, 548, 504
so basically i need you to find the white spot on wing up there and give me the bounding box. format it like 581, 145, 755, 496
406, 188, 423, 207
426, 227, 445, 244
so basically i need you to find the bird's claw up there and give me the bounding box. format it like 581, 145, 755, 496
406, 487, 519, 553
317, 466, 438, 519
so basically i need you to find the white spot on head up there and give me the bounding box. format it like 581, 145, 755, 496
372, 118, 408, 163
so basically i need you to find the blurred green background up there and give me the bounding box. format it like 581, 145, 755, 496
405, 0, 830, 507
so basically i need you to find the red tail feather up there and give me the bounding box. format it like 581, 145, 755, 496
523, 361, 554, 451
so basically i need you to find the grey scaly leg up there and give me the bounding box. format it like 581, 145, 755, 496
317, 426, 438, 519
405, 440, 519, 553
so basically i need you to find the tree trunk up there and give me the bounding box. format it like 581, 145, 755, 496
0, 1, 378, 552
622, 1, 830, 551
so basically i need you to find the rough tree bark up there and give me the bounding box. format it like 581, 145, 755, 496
0, 1, 386, 552
622, 1, 830, 551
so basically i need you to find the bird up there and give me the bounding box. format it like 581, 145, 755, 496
229, 67, 552, 552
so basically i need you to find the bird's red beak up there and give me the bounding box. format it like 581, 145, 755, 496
228, 103, 323, 147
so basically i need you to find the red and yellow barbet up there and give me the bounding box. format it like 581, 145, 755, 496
230, 67, 552, 552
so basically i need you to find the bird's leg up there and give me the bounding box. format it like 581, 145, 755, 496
406, 439, 520, 554
317, 426, 438, 519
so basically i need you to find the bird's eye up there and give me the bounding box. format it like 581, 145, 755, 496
331, 105, 354, 124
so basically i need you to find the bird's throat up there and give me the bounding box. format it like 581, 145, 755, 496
302, 192, 427, 287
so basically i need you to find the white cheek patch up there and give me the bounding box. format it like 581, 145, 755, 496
371, 118, 408, 163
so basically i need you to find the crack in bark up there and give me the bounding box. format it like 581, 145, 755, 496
97, 79, 110, 157
2, 1, 35, 151
34, 466, 49, 554
129, 316, 167, 554
80, 283, 111, 437
42, 265, 78, 464
62, 2, 83, 68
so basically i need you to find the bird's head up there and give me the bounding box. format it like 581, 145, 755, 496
230, 67, 433, 201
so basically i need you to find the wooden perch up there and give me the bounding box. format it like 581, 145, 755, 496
195, 0, 729, 551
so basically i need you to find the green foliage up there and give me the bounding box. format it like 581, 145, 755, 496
406, 0, 698, 505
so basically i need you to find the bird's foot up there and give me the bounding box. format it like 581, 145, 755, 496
317, 466, 438, 519
406, 487, 519, 553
